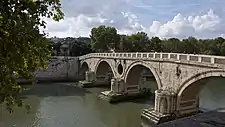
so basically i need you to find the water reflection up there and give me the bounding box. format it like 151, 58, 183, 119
0, 83, 154, 127
199, 77, 225, 111
0, 78, 224, 127
0, 95, 40, 127
21, 83, 89, 97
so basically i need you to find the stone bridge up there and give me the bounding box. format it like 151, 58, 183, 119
78, 52, 225, 124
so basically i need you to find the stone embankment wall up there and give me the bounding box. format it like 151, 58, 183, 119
17, 56, 81, 84
35, 56, 81, 82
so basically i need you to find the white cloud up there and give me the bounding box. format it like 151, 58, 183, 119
43, 10, 145, 37
119, 9, 224, 38
118, 12, 144, 35
148, 9, 222, 38
220, 34, 225, 38
42, 0, 225, 39
43, 0, 137, 37
43, 14, 114, 37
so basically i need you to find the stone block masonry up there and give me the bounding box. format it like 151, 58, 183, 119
35, 56, 81, 82
79, 52, 225, 125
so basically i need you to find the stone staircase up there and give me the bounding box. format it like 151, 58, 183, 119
141, 108, 161, 124
141, 108, 173, 125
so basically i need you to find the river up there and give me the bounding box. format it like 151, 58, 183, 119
0, 77, 225, 127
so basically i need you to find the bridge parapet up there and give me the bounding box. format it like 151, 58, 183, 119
79, 52, 225, 66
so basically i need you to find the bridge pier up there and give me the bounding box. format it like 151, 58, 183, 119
85, 71, 95, 82
141, 89, 177, 125
79, 71, 112, 87
78, 71, 95, 87
98, 78, 127, 102
111, 78, 125, 93
99, 77, 154, 103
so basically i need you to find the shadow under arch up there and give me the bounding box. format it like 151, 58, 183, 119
124, 61, 162, 90
177, 70, 225, 115
94, 59, 116, 85
80, 61, 89, 80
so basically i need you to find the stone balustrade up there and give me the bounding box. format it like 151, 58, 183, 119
79, 52, 225, 65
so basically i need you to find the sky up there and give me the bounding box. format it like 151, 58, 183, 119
42, 0, 225, 39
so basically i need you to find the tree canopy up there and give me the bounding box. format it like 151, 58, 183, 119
89, 26, 225, 56
90, 25, 120, 52
51, 25, 225, 57
0, 0, 64, 112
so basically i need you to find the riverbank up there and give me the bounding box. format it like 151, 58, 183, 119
17, 77, 82, 85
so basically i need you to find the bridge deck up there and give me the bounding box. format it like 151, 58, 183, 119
79, 52, 225, 68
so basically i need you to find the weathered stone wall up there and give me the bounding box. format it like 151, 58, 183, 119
35, 56, 81, 82
79, 52, 225, 122
80, 54, 225, 93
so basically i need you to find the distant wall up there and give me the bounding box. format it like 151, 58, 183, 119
35, 56, 81, 82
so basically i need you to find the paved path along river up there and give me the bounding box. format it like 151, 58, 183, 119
0, 77, 225, 127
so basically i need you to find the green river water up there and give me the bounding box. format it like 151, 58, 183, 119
0, 77, 225, 127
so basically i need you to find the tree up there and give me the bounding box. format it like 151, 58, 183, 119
68, 37, 93, 56
220, 41, 225, 56
90, 25, 120, 52
150, 37, 163, 52
127, 32, 150, 52
182, 37, 200, 54
163, 38, 183, 53
53, 42, 62, 55
214, 37, 225, 55
119, 35, 131, 52
0, 0, 64, 112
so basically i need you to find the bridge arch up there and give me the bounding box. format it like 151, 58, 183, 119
124, 61, 162, 91
177, 70, 225, 115
94, 59, 116, 83
81, 61, 89, 69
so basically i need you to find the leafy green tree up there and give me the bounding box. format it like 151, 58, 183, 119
90, 25, 120, 52
119, 35, 131, 52
150, 37, 163, 52
182, 37, 200, 54
220, 41, 225, 56
69, 37, 93, 56
214, 37, 225, 55
53, 42, 62, 55
126, 32, 150, 52
88, 25, 225, 56
0, 0, 64, 112
162, 38, 184, 53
